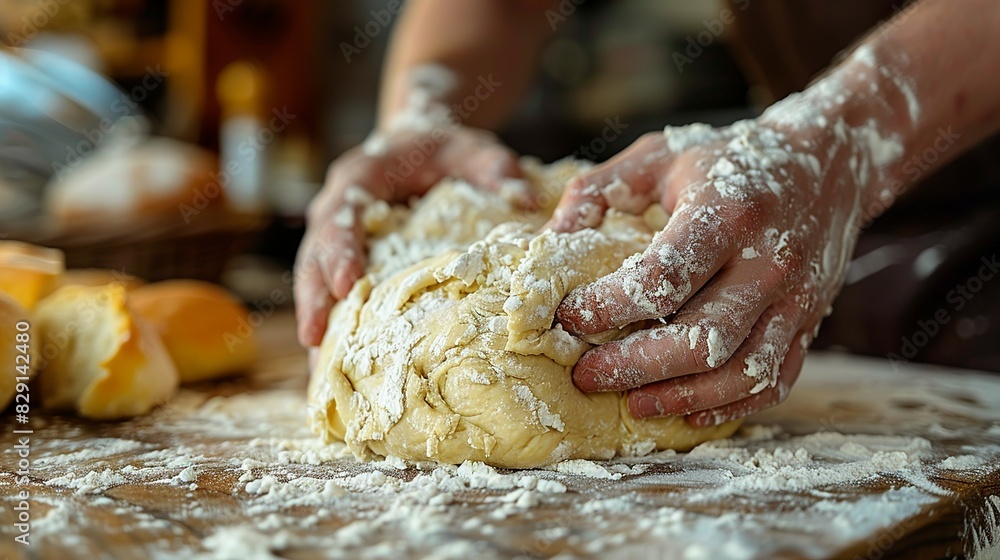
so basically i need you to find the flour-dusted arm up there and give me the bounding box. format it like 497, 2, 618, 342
295, 0, 559, 347
551, 0, 1000, 425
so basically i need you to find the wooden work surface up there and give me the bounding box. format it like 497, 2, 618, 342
2, 310, 1000, 560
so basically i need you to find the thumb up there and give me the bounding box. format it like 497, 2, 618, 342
460, 144, 535, 209
544, 132, 671, 232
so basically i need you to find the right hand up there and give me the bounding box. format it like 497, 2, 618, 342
295, 126, 526, 347
548, 117, 866, 427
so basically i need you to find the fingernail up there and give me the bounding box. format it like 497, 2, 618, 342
308, 347, 320, 374
544, 216, 569, 233
573, 365, 616, 392
298, 325, 317, 348
632, 394, 665, 418
305, 323, 323, 346
311, 293, 334, 314
333, 266, 357, 299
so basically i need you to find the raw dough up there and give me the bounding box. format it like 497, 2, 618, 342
308, 160, 740, 468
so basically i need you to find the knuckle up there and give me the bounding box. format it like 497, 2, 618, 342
484, 142, 515, 162
704, 332, 740, 370
292, 250, 310, 274
742, 184, 780, 207
636, 256, 688, 316
716, 194, 775, 230
565, 175, 593, 197
662, 389, 696, 415
302, 252, 327, 279
327, 147, 367, 177
580, 285, 624, 331
686, 344, 715, 372
636, 131, 665, 150
312, 235, 343, 263
770, 244, 807, 282
305, 197, 328, 224
696, 324, 741, 371
647, 322, 715, 373
466, 128, 497, 144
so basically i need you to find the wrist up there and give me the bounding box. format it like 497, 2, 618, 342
760, 40, 918, 217
378, 64, 461, 133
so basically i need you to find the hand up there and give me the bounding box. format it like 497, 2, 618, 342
295, 125, 526, 347
551, 119, 866, 426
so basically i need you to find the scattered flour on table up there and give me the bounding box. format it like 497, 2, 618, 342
10, 352, 1000, 560
552, 459, 623, 480
27, 424, 991, 559
939, 455, 987, 471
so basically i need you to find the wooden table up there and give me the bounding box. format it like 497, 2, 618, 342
2, 310, 999, 560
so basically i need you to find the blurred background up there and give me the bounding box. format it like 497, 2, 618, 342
0, 0, 754, 293
0, 0, 997, 372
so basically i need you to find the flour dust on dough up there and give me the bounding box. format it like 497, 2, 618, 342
308, 159, 740, 468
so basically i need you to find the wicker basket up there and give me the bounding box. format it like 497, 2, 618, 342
10, 209, 269, 283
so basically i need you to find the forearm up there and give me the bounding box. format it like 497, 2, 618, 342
762, 0, 1000, 213
378, 0, 558, 131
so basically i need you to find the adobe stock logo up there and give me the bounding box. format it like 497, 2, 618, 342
672, 0, 750, 74
4, 0, 72, 47
340, 1, 404, 63
854, 126, 961, 235
52, 66, 169, 179
570, 117, 629, 160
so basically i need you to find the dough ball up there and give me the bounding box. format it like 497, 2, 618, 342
0, 293, 37, 411
35, 284, 178, 419
130, 280, 257, 383
362, 157, 588, 281
309, 164, 740, 468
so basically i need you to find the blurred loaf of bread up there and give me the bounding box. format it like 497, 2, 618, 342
0, 293, 38, 411
0, 241, 65, 309
0, 241, 60, 412
130, 280, 257, 383
35, 284, 178, 419
46, 137, 220, 222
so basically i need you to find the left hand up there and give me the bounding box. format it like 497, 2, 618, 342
549, 118, 866, 427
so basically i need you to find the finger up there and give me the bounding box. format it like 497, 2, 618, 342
308, 347, 321, 374
626, 301, 801, 418
311, 182, 370, 295
296, 173, 372, 347
294, 233, 336, 347
461, 143, 523, 188
572, 268, 776, 392
544, 133, 669, 232
557, 201, 737, 335
686, 326, 808, 427
465, 145, 537, 210
543, 175, 608, 232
